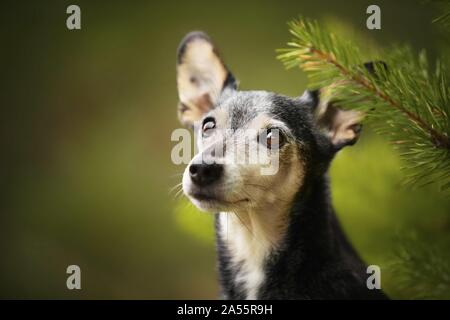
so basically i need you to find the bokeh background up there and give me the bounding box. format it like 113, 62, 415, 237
1, 0, 449, 299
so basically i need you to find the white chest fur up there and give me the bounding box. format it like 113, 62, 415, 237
218, 212, 278, 300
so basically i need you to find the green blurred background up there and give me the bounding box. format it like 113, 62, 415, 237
1, 0, 449, 299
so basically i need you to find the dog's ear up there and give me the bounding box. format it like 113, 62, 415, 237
176, 31, 236, 126
300, 61, 387, 150
316, 100, 363, 150
301, 90, 363, 150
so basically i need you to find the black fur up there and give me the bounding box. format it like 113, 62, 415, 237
177, 32, 388, 299
214, 93, 388, 300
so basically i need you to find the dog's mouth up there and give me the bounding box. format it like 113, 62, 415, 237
188, 190, 249, 208
190, 192, 220, 202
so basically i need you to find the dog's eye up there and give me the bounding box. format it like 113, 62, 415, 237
259, 128, 285, 150
202, 118, 216, 135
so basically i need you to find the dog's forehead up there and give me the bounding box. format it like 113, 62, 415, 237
216, 90, 278, 129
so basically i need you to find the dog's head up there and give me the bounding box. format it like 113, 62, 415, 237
176, 32, 362, 213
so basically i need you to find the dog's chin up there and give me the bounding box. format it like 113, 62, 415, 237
186, 191, 249, 213
189, 197, 226, 212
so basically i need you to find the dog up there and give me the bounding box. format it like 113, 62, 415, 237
175, 31, 388, 300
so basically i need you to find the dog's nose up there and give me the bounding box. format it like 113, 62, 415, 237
189, 163, 223, 186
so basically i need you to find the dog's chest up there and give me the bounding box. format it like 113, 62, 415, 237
218, 212, 274, 300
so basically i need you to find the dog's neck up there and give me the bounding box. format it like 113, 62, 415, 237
217, 199, 291, 299
215, 173, 353, 299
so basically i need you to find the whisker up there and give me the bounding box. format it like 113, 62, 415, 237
169, 182, 183, 194
174, 188, 185, 199
233, 211, 255, 239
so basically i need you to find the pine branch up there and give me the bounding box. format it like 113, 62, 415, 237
308, 47, 450, 149
389, 232, 450, 299
278, 18, 450, 191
